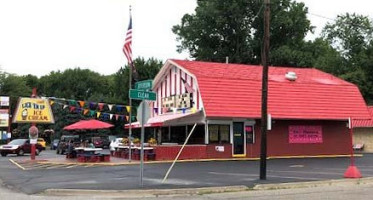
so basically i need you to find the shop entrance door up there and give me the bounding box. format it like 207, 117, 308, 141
233, 122, 245, 157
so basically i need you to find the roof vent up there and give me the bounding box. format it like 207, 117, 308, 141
285, 71, 297, 81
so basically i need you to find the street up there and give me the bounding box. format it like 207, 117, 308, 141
0, 149, 373, 196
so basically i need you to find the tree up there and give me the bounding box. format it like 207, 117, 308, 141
112, 57, 163, 105
173, 0, 313, 65
321, 13, 373, 103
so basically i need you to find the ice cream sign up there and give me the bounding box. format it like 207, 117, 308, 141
13, 98, 55, 124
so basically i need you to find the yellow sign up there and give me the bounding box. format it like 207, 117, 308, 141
13, 98, 55, 124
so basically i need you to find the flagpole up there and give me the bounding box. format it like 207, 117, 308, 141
128, 5, 132, 162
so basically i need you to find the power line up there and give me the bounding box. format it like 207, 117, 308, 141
308, 12, 336, 22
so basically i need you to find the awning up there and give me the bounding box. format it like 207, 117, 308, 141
125, 111, 205, 129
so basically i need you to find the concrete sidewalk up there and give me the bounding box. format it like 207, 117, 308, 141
40, 177, 373, 199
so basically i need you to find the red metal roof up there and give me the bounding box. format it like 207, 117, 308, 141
171, 59, 370, 120
353, 106, 373, 127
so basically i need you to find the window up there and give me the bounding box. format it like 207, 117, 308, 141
187, 125, 205, 144
208, 124, 230, 144
170, 126, 186, 144
245, 125, 254, 144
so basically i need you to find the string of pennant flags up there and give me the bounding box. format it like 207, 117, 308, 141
48, 97, 136, 122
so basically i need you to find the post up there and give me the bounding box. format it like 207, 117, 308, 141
260, 0, 270, 180
30, 123, 36, 160
140, 100, 145, 186
128, 64, 132, 162
7, 101, 11, 143
30, 88, 37, 160
163, 123, 197, 183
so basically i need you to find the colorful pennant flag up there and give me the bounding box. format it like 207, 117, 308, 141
83, 109, 89, 115
89, 102, 97, 109
69, 106, 76, 112
110, 114, 114, 120
96, 112, 101, 118
126, 116, 129, 122
78, 101, 85, 108
126, 106, 131, 113
98, 103, 105, 111
108, 104, 114, 111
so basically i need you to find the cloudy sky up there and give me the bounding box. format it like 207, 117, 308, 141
0, 0, 372, 77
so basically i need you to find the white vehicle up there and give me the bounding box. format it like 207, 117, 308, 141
109, 138, 123, 152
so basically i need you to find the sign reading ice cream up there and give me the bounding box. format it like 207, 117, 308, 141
13, 98, 55, 124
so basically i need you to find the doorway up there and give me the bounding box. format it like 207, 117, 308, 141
233, 122, 245, 157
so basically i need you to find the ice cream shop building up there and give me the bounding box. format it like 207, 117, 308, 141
130, 59, 371, 160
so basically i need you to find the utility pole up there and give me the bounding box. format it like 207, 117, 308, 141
260, 0, 270, 180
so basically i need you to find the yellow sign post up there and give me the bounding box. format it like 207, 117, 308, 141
12, 98, 55, 124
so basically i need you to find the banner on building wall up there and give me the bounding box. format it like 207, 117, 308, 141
289, 125, 323, 143
0, 109, 9, 127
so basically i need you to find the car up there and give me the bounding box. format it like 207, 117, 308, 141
109, 137, 123, 152
56, 135, 80, 154
0, 139, 43, 157
37, 138, 46, 150
50, 139, 60, 150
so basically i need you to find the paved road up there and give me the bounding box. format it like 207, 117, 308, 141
0, 149, 372, 195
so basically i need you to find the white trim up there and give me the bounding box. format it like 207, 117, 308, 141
207, 120, 233, 145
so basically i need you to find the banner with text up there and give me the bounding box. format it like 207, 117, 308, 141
289, 125, 323, 144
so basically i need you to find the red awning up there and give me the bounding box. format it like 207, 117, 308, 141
125, 111, 204, 129
64, 119, 114, 130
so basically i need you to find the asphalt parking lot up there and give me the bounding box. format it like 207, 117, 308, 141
0, 149, 372, 194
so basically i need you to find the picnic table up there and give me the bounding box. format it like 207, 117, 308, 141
74, 147, 110, 162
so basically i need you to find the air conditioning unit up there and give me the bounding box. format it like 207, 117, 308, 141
285, 71, 297, 81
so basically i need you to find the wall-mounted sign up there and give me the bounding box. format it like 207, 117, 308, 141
0, 96, 9, 106
0, 109, 9, 127
162, 93, 193, 111
215, 146, 225, 152
289, 125, 322, 144
12, 98, 55, 124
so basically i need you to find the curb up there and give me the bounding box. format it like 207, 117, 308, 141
253, 177, 373, 190
41, 177, 373, 198
42, 186, 249, 197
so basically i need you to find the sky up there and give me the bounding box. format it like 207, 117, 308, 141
0, 0, 372, 77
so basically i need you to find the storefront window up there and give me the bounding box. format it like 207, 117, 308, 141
170, 126, 186, 144
209, 124, 230, 144
187, 125, 205, 144
245, 125, 254, 144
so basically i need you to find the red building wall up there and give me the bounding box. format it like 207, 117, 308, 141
248, 120, 350, 158
154, 120, 350, 161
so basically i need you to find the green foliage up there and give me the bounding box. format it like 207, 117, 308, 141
321, 13, 373, 103
0, 57, 163, 139
173, 0, 313, 65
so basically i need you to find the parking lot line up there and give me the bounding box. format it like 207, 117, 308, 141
9, 159, 25, 170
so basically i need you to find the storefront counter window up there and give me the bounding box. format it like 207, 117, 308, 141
209, 124, 230, 144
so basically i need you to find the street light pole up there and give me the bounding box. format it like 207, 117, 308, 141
260, 0, 270, 180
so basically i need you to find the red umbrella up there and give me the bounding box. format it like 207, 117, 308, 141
63, 119, 114, 130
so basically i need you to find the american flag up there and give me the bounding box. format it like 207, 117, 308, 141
123, 15, 133, 64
